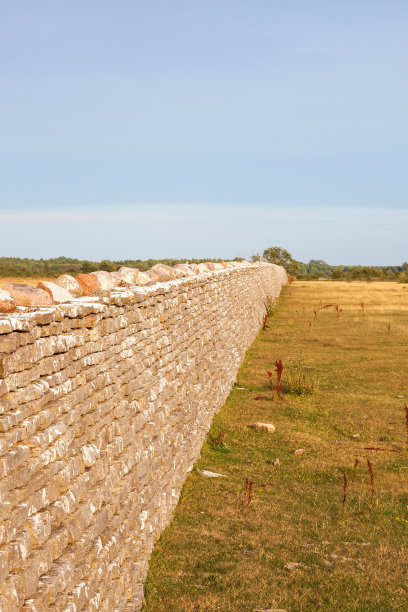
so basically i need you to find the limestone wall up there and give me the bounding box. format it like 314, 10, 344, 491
0, 263, 287, 611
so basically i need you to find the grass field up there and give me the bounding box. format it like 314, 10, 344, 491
0, 277, 56, 289
144, 281, 408, 611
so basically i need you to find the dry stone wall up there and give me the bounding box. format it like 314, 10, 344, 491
0, 263, 287, 611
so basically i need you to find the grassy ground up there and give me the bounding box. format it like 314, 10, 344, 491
0, 277, 56, 289
144, 281, 408, 612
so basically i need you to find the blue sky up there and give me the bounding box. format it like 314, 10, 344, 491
1, 1, 407, 263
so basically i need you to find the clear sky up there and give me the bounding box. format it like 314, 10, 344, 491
1, 1, 407, 264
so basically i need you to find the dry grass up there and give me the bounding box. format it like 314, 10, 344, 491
0, 277, 56, 289
144, 281, 408, 611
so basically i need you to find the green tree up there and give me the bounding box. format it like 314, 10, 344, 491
262, 246, 299, 276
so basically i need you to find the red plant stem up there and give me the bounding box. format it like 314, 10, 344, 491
366, 458, 375, 510
248, 480, 253, 505
275, 360, 283, 398
342, 472, 348, 513
352, 458, 359, 491
405, 403, 408, 447
265, 370, 274, 393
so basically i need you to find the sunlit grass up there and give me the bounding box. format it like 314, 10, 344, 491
145, 281, 408, 611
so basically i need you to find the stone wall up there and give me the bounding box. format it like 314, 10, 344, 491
0, 263, 287, 611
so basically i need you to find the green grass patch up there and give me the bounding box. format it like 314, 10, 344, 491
144, 281, 408, 611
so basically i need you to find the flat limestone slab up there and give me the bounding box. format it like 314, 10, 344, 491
251, 422, 276, 433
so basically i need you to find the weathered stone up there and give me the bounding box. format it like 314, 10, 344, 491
109, 271, 122, 286
2, 283, 52, 307
0, 263, 287, 611
76, 274, 102, 296
199, 469, 227, 478
147, 264, 174, 282
37, 281, 73, 304
135, 271, 153, 286
55, 275, 83, 297
173, 264, 195, 277
0, 289, 16, 314
197, 263, 209, 274
251, 422, 276, 434
91, 271, 115, 291
117, 267, 139, 284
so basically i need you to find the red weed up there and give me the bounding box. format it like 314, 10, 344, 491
266, 370, 274, 393
244, 477, 253, 505
352, 457, 359, 491
275, 360, 283, 398
262, 313, 270, 330
335, 305, 343, 317
209, 431, 226, 446
313, 309, 318, 319
386, 322, 391, 334
360, 302, 365, 316
342, 472, 348, 513
366, 458, 375, 511
404, 403, 408, 447
363, 447, 398, 453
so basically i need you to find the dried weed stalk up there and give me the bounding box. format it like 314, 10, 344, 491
275, 360, 283, 398
244, 477, 253, 505
366, 458, 375, 511
404, 403, 408, 447
266, 369, 274, 393
342, 472, 348, 513
352, 457, 359, 491
262, 313, 270, 331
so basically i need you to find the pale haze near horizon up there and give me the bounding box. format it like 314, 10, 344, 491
1, 1, 407, 265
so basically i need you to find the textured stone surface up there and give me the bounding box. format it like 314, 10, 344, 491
0, 263, 287, 611
37, 280, 73, 303
147, 264, 174, 282
136, 271, 153, 286
2, 283, 53, 306
55, 274, 83, 297
117, 267, 139, 284
173, 264, 196, 277
76, 273, 102, 296
0, 289, 16, 313
252, 422, 276, 433
91, 270, 115, 290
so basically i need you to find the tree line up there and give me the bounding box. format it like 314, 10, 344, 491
0, 256, 226, 278
252, 247, 408, 282
1, 251, 407, 282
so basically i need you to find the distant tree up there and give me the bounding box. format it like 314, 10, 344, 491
262, 246, 299, 276
250, 253, 262, 262
100, 260, 117, 272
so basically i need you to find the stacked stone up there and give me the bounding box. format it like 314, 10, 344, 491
0, 262, 252, 313
0, 263, 287, 611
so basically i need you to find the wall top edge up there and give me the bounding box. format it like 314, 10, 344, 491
0, 263, 286, 334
